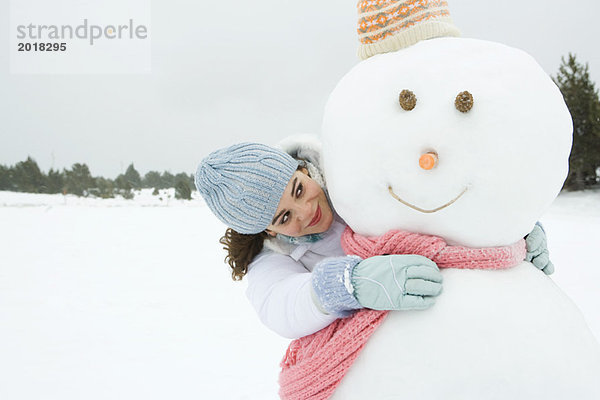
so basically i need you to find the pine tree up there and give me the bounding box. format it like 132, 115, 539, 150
113, 174, 133, 199
45, 168, 65, 194
175, 178, 192, 200
94, 177, 115, 198
189, 173, 196, 191
12, 156, 45, 193
124, 163, 142, 189
114, 174, 131, 190
64, 163, 95, 196
554, 54, 600, 190
160, 171, 175, 189
142, 171, 162, 188
0, 164, 13, 191
174, 172, 192, 187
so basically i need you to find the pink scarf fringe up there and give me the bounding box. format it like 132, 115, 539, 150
279, 227, 526, 400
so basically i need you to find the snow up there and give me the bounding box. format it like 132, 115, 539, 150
0, 188, 192, 207
542, 190, 600, 343
0, 190, 289, 400
0, 189, 598, 399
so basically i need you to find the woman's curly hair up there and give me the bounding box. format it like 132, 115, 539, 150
219, 229, 268, 281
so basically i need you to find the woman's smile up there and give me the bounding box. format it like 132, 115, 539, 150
308, 204, 322, 228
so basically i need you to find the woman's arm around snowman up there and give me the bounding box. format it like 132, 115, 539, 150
246, 246, 444, 339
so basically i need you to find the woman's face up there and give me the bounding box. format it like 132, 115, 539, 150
266, 169, 334, 237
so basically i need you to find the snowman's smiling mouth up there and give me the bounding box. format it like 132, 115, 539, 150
387, 185, 469, 214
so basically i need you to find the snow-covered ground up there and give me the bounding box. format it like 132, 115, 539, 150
0, 189, 598, 400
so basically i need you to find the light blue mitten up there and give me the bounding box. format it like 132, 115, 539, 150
525, 222, 554, 275
352, 255, 443, 310
311, 254, 443, 317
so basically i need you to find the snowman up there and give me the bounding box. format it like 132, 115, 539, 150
316, 1, 600, 398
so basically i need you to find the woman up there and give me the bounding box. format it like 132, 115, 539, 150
195, 141, 444, 339
195, 140, 552, 339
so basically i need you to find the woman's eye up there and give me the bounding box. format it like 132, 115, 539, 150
281, 212, 290, 225
296, 183, 304, 198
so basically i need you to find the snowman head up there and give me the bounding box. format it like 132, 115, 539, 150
322, 2, 572, 247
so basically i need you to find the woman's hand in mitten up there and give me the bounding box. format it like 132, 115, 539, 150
525, 222, 554, 275
351, 255, 443, 311
311, 255, 443, 317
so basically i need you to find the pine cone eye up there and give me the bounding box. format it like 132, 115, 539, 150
455, 91, 474, 113
399, 89, 417, 111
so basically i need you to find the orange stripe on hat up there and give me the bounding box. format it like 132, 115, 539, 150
357, 0, 460, 59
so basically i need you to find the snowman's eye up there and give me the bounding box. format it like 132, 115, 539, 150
455, 91, 474, 113
399, 89, 417, 111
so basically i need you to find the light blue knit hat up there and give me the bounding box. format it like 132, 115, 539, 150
195, 142, 298, 234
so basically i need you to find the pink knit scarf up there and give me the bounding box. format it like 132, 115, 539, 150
279, 227, 526, 400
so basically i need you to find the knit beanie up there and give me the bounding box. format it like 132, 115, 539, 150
195, 142, 298, 234
357, 0, 460, 60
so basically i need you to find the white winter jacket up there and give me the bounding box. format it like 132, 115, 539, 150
245, 135, 348, 339
245, 215, 348, 339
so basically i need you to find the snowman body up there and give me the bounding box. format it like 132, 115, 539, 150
322, 38, 600, 398
331, 264, 600, 399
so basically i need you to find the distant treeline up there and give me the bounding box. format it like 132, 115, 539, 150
0, 158, 195, 200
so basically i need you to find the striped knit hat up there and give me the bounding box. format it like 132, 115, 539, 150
195, 142, 298, 234
357, 0, 460, 60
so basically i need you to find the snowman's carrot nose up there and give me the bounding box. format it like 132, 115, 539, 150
419, 152, 438, 170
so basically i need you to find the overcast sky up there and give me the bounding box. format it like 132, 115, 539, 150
2, 0, 599, 178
